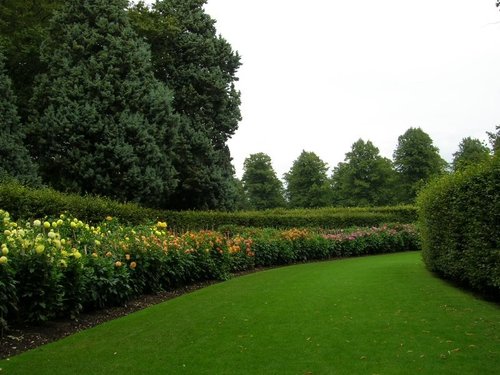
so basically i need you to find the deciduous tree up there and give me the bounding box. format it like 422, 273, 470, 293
284, 151, 332, 208
242, 153, 285, 210
331, 139, 397, 206
452, 137, 491, 171
393, 127, 447, 202
487, 125, 499, 154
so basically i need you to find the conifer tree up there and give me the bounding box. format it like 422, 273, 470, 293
0, 48, 40, 185
129, 0, 241, 210
28, 0, 178, 207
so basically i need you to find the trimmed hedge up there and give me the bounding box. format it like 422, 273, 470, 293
0, 181, 158, 225
0, 182, 417, 230
417, 155, 500, 299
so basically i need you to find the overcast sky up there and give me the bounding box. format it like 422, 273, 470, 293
146, 1, 500, 178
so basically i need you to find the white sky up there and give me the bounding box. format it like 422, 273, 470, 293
146, 1, 500, 178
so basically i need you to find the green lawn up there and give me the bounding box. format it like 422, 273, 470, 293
1, 252, 498, 374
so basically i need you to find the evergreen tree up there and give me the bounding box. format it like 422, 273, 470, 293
452, 137, 491, 171
0, 0, 63, 122
331, 139, 397, 206
28, 0, 178, 207
129, 0, 241, 210
393, 127, 446, 202
0, 47, 40, 185
242, 153, 286, 210
284, 151, 332, 208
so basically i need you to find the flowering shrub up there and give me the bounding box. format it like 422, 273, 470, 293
0, 209, 420, 328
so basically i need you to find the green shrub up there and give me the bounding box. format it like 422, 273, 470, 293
417, 156, 500, 299
0, 181, 417, 230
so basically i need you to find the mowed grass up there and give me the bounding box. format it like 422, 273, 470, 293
1, 252, 498, 374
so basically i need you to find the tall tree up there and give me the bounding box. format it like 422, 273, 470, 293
28, 0, 178, 208
129, 0, 242, 210
393, 127, 447, 202
242, 153, 286, 210
331, 139, 397, 207
0, 47, 40, 185
0, 0, 63, 122
487, 125, 499, 154
452, 137, 491, 171
284, 151, 332, 208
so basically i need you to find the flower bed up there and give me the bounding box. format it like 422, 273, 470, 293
0, 209, 420, 329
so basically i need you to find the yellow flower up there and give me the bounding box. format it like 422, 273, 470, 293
1, 247, 8, 255
157, 221, 167, 229
35, 244, 45, 254
59, 259, 67, 268
129, 261, 137, 270
33, 219, 42, 227
106, 216, 113, 221
115, 261, 122, 267
91, 252, 98, 258
43, 221, 51, 229
0, 256, 7, 264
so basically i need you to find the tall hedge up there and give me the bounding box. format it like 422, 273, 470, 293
417, 155, 500, 299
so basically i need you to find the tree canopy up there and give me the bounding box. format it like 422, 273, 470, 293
452, 137, 491, 171
487, 125, 499, 155
0, 47, 40, 185
28, 0, 178, 208
242, 153, 285, 210
284, 151, 332, 208
393, 127, 446, 202
332, 139, 397, 206
0, 0, 63, 122
129, 0, 241, 210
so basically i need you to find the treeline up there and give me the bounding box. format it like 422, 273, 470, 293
241, 127, 499, 210
0, 0, 241, 210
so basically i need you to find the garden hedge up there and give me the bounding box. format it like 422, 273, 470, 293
417, 155, 500, 299
0, 182, 417, 230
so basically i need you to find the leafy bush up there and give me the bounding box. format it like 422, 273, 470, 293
417, 156, 500, 299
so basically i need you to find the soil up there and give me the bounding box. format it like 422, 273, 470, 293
0, 281, 220, 360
